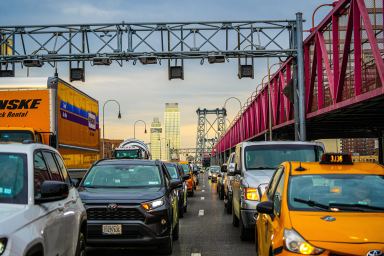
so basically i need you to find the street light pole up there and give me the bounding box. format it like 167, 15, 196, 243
133, 120, 147, 139
102, 99, 122, 158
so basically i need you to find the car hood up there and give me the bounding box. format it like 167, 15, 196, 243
289, 211, 384, 243
243, 169, 275, 187
79, 187, 165, 203
0, 204, 28, 235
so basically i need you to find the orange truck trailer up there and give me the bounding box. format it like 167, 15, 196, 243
0, 76, 100, 178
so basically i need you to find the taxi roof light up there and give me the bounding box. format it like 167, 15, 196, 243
320, 153, 353, 165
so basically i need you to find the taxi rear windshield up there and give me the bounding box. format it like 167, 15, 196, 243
82, 164, 163, 188
288, 174, 384, 212
245, 145, 323, 170
0, 153, 28, 204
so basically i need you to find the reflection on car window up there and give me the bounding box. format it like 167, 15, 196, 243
288, 174, 384, 212
181, 164, 190, 174
165, 164, 179, 179
0, 153, 28, 204
83, 165, 162, 188
245, 145, 323, 169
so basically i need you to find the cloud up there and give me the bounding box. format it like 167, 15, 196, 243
60, 3, 123, 18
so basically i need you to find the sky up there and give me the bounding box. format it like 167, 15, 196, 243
1, 0, 331, 148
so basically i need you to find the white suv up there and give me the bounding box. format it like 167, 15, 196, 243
0, 143, 86, 256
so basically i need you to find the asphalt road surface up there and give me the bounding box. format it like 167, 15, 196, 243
87, 172, 255, 256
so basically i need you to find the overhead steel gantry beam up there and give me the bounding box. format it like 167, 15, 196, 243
0, 19, 297, 66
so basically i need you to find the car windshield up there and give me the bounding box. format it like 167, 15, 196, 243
245, 145, 323, 170
0, 130, 34, 143
181, 164, 190, 174
165, 164, 179, 179
0, 153, 28, 204
288, 174, 384, 212
82, 164, 162, 188
210, 166, 220, 172
114, 149, 141, 159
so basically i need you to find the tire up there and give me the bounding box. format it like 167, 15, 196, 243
172, 221, 179, 241
240, 214, 253, 241
75, 230, 86, 256
179, 205, 184, 218
188, 190, 194, 197
226, 196, 232, 214
159, 237, 173, 255
219, 186, 224, 200
255, 227, 259, 255
232, 204, 239, 227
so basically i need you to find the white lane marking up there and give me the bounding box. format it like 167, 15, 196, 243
191, 253, 201, 256
201, 197, 205, 200
198, 209, 205, 216
202, 189, 205, 192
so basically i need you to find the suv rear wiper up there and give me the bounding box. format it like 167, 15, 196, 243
293, 198, 331, 211
329, 203, 384, 212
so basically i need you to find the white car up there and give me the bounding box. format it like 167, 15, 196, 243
0, 143, 87, 256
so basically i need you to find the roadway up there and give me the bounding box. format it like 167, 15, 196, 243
87, 172, 255, 256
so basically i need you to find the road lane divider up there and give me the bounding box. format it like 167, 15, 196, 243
198, 209, 204, 216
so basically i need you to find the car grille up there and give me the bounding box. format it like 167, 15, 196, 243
87, 207, 145, 221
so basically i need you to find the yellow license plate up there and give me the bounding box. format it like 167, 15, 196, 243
102, 224, 122, 235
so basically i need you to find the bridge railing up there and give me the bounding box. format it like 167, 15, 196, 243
214, 0, 384, 155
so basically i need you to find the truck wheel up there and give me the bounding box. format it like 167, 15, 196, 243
240, 214, 252, 241
232, 204, 239, 227
75, 230, 86, 256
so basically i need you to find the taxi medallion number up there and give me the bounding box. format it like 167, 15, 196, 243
102, 224, 122, 235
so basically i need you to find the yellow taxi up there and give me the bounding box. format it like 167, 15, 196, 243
255, 153, 384, 256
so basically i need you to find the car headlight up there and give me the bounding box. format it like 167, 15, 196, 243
284, 229, 324, 254
141, 197, 165, 211
0, 238, 7, 255
244, 187, 260, 201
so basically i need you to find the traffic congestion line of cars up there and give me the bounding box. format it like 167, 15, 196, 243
0, 141, 200, 256
211, 141, 384, 255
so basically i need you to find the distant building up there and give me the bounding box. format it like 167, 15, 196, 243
100, 139, 124, 158
164, 103, 181, 160
150, 117, 162, 160
340, 138, 377, 156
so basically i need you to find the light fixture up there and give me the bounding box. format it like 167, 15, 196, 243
23, 58, 44, 67
139, 55, 157, 65
168, 65, 184, 80
92, 56, 112, 66
70, 68, 85, 82
238, 64, 254, 79
208, 53, 226, 64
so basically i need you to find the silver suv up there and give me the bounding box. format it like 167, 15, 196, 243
231, 141, 324, 241
0, 143, 86, 256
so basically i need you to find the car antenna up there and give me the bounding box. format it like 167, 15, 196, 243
295, 162, 306, 172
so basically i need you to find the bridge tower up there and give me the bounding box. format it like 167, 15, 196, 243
195, 108, 227, 164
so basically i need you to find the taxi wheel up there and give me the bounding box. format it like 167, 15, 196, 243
172, 221, 179, 241
232, 205, 239, 227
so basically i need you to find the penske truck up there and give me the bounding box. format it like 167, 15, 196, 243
0, 76, 100, 178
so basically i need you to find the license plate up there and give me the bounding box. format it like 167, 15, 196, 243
102, 224, 122, 235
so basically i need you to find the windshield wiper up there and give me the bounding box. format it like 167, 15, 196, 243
293, 198, 330, 211
248, 167, 273, 170
329, 203, 384, 212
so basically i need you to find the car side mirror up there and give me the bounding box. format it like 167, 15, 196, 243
170, 180, 183, 190
221, 164, 227, 173
256, 201, 274, 215
182, 174, 191, 181
35, 181, 69, 204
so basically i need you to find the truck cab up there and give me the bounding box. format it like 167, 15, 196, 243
0, 127, 55, 146
231, 141, 324, 241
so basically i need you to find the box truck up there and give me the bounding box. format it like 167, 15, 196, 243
0, 76, 100, 178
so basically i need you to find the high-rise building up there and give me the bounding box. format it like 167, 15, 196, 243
150, 117, 162, 160
164, 103, 180, 160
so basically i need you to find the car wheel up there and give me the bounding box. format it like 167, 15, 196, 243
240, 214, 252, 241
179, 205, 184, 218
159, 228, 173, 255
172, 221, 179, 241
226, 197, 232, 214
232, 204, 239, 227
184, 200, 188, 213
219, 186, 224, 200
75, 230, 86, 256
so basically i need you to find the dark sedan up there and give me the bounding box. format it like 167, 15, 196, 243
78, 159, 181, 255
